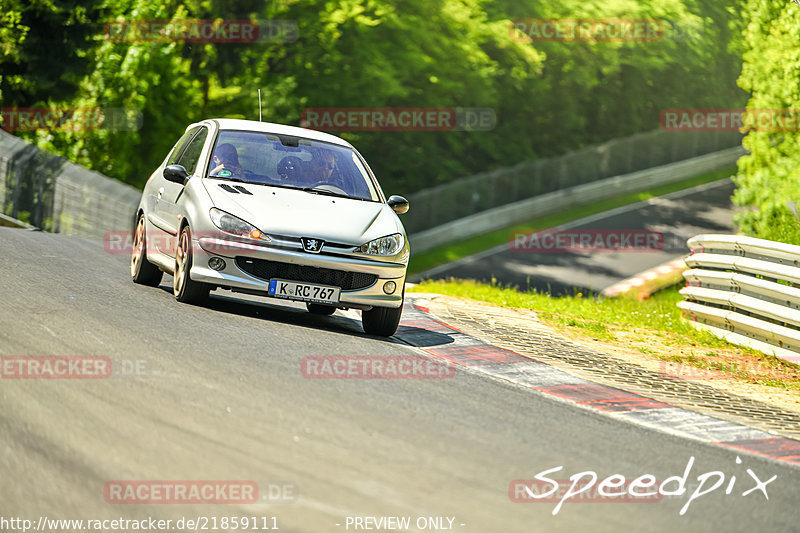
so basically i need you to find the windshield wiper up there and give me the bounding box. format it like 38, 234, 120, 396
210, 178, 371, 200
300, 187, 371, 201
208, 176, 267, 186
208, 176, 301, 190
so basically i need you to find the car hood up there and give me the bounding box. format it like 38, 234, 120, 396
202, 179, 402, 245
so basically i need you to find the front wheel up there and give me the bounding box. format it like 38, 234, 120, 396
173, 225, 210, 304
362, 301, 403, 337
131, 214, 163, 286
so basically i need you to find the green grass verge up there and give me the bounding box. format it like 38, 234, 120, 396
408, 166, 735, 275
411, 278, 695, 340
409, 279, 800, 390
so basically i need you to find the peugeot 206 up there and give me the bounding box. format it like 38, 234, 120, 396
130, 118, 410, 336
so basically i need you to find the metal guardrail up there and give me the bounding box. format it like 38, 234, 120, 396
679, 234, 800, 363
0, 129, 140, 238
406, 128, 743, 235
0, 212, 38, 230
2, 127, 743, 247
410, 147, 743, 253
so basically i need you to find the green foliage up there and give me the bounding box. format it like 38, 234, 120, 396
0, 0, 102, 106
32, 2, 203, 185
733, 0, 800, 244
1, 0, 747, 195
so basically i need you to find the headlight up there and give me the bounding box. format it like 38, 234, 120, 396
209, 208, 270, 241
358, 233, 404, 256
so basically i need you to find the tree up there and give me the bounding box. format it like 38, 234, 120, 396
0, 0, 102, 106
1, 0, 750, 197
733, 0, 800, 243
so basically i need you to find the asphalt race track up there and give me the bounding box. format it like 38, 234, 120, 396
1, 227, 798, 532
415, 179, 737, 295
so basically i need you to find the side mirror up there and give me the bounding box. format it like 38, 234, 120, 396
163, 164, 190, 185
387, 195, 409, 215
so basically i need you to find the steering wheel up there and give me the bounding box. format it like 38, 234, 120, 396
277, 156, 303, 181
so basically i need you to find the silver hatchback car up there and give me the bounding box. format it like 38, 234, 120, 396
130, 118, 410, 336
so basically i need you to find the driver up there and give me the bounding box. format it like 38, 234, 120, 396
308, 149, 337, 183
210, 143, 244, 177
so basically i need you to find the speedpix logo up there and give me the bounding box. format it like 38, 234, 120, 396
509, 456, 776, 515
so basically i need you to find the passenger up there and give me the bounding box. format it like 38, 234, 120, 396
210, 143, 244, 176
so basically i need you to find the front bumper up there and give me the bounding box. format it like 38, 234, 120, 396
189, 236, 407, 309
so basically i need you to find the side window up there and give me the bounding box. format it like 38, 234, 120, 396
167, 128, 198, 166
176, 128, 209, 175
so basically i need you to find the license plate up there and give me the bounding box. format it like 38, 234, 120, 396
268, 279, 340, 304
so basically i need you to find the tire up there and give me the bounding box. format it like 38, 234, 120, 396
131, 214, 163, 287
362, 299, 403, 337
173, 225, 210, 304
307, 303, 336, 315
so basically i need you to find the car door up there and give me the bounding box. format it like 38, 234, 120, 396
158, 126, 210, 257
149, 128, 198, 255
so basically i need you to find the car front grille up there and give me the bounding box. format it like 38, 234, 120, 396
235, 257, 378, 291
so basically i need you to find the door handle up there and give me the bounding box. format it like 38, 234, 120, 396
157, 187, 164, 200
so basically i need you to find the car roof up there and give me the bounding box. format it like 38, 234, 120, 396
197, 118, 353, 148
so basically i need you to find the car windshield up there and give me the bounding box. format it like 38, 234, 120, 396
206, 130, 380, 201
